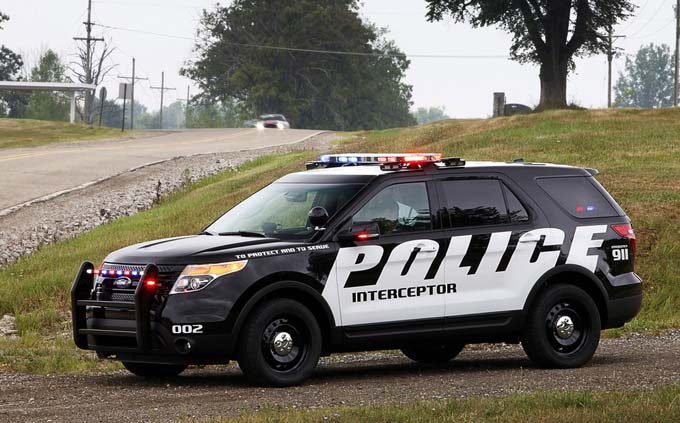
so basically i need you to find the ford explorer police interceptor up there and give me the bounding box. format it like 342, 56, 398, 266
71, 153, 642, 387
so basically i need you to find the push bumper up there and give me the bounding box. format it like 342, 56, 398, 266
71, 262, 158, 352
71, 262, 230, 364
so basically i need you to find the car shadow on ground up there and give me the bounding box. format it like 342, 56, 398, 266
92, 352, 635, 390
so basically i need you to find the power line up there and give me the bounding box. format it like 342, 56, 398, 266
92, 22, 509, 59
627, 0, 671, 37
627, 16, 675, 39
619, 0, 652, 33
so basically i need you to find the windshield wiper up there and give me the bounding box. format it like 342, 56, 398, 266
198, 231, 216, 236
217, 231, 268, 238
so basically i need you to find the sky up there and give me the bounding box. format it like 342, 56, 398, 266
1, 0, 677, 119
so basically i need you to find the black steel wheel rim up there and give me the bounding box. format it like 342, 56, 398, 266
260, 316, 309, 373
545, 301, 588, 355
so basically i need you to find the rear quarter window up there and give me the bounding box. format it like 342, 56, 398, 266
536, 176, 621, 218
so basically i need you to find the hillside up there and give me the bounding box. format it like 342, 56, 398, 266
0, 108, 679, 373
0, 118, 131, 149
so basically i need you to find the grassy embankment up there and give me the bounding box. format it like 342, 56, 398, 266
197, 384, 680, 423
0, 118, 129, 149
0, 108, 678, 374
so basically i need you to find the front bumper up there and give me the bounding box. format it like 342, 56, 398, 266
71, 262, 231, 365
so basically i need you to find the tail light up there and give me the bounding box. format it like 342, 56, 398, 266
611, 223, 636, 255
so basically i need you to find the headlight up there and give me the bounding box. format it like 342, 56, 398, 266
255, 122, 265, 130
170, 260, 248, 294
276, 122, 284, 129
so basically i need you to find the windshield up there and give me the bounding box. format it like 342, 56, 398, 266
206, 183, 364, 240
260, 115, 285, 121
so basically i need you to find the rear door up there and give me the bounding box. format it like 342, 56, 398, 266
435, 176, 549, 319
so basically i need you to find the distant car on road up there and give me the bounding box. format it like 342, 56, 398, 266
256, 114, 290, 130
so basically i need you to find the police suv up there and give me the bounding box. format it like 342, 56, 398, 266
71, 153, 642, 386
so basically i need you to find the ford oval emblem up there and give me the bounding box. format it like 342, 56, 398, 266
113, 277, 132, 289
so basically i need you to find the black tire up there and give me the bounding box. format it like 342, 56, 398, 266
522, 283, 601, 368
401, 343, 465, 363
122, 362, 187, 378
237, 299, 322, 387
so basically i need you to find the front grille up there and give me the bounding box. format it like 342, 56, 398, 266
111, 292, 135, 302
94, 263, 184, 302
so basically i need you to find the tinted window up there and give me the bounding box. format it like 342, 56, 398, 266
353, 182, 431, 234
537, 176, 619, 218
441, 179, 528, 227
503, 185, 529, 223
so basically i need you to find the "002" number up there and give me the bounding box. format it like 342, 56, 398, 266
171, 324, 203, 334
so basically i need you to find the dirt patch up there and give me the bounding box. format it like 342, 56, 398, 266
0, 331, 678, 423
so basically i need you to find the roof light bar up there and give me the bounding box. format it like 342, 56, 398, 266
307, 153, 442, 170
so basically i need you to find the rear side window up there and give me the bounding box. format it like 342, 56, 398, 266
537, 176, 620, 218
440, 179, 529, 228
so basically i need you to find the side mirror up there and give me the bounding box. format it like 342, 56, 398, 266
338, 221, 381, 243
308, 207, 329, 229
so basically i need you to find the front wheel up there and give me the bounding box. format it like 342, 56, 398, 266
401, 343, 465, 363
237, 299, 322, 387
522, 283, 601, 368
122, 362, 187, 378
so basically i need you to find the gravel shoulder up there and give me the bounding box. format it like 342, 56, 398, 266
1, 332, 678, 423
0, 132, 334, 267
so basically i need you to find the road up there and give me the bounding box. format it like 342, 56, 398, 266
0, 332, 678, 423
0, 128, 323, 213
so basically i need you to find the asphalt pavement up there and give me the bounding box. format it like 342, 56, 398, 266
0, 128, 323, 213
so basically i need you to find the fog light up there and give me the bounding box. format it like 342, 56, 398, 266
175, 338, 192, 354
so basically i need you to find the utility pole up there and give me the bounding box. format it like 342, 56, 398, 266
186, 86, 191, 128
73, 0, 104, 123
675, 0, 680, 106
605, 27, 625, 108
118, 58, 148, 130
150, 72, 176, 129
178, 86, 192, 128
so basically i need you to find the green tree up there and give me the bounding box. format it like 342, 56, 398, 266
187, 101, 243, 129
24, 50, 70, 121
614, 43, 674, 109
0, 12, 27, 117
182, 0, 416, 130
425, 0, 635, 109
413, 106, 450, 125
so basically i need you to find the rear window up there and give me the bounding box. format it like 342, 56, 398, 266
536, 176, 620, 218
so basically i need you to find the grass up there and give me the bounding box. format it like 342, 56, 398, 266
195, 385, 680, 423
0, 108, 679, 373
0, 118, 129, 149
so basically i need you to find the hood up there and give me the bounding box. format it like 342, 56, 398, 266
105, 235, 289, 265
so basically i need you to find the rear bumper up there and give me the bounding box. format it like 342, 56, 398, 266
606, 293, 643, 328
604, 272, 643, 329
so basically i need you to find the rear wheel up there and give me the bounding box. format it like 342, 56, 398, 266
237, 299, 322, 387
401, 343, 465, 363
122, 362, 187, 378
522, 283, 601, 368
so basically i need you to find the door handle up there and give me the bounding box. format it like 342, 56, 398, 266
412, 243, 438, 253
519, 235, 542, 243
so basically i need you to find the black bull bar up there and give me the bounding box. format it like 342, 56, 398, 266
71, 261, 159, 351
